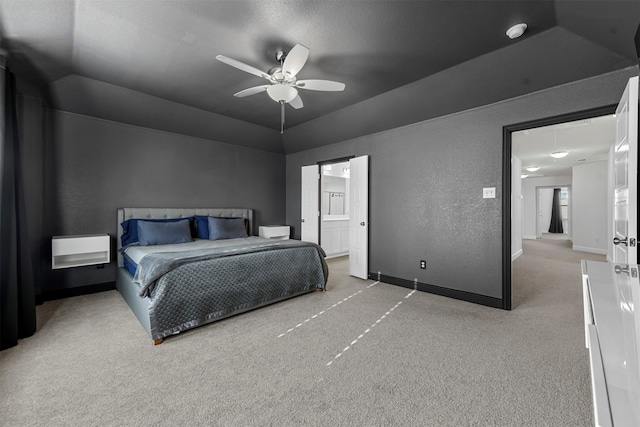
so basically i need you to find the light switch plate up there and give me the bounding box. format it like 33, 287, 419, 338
483, 187, 496, 199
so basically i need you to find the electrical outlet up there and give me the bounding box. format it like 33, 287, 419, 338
420, 260, 426, 269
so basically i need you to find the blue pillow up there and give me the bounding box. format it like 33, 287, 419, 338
208, 217, 248, 240
196, 216, 249, 239
121, 217, 195, 247
195, 215, 211, 239
137, 219, 192, 246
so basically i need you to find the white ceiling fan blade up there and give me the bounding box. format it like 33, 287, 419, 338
289, 94, 304, 109
282, 44, 309, 78
296, 79, 345, 91
234, 85, 269, 98
216, 55, 269, 79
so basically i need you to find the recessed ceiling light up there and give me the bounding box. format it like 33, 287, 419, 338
526, 166, 540, 172
550, 151, 569, 159
521, 174, 528, 179
506, 23, 527, 39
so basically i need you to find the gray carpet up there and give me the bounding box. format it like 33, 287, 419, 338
1, 240, 604, 426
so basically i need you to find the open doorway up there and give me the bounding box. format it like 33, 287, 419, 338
505, 76, 639, 310
536, 186, 570, 240
503, 104, 617, 309
320, 161, 350, 258
301, 155, 369, 279
512, 114, 614, 258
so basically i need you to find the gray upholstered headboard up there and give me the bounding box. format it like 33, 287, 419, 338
116, 208, 254, 267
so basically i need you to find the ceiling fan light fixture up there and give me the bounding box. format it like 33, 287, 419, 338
550, 151, 569, 159
267, 84, 298, 103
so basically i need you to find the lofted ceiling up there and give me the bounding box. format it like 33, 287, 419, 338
0, 1, 638, 152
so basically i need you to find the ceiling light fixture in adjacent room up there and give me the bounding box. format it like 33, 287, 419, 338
506, 23, 527, 39
526, 166, 540, 172
549, 128, 569, 159
521, 174, 528, 179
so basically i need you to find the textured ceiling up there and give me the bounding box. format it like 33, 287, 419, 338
0, 1, 638, 146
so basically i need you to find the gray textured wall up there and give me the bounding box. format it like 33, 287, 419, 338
286, 66, 639, 299
43, 110, 286, 292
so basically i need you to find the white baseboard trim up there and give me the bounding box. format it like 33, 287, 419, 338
325, 252, 349, 259
522, 235, 537, 240
512, 249, 523, 261
573, 245, 607, 255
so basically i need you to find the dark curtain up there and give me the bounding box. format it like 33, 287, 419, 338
548, 188, 564, 234
0, 65, 36, 351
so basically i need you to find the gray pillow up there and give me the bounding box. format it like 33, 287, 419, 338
208, 217, 248, 240
137, 219, 192, 246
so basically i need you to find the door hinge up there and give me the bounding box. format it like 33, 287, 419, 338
317, 211, 320, 216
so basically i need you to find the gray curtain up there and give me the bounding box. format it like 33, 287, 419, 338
0, 64, 36, 350
548, 188, 564, 234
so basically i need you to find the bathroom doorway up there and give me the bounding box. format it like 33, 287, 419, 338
320, 161, 350, 258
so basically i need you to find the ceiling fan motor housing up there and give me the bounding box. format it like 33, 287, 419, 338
275, 50, 287, 63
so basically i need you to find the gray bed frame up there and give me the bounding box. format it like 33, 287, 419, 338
116, 207, 256, 344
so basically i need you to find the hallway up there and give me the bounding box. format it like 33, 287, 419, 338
512, 237, 605, 309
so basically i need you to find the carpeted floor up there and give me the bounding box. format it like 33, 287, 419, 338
0, 239, 604, 426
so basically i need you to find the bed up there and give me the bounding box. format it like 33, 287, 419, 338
115, 208, 328, 344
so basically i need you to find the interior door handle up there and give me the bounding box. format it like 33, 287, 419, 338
360, 222, 366, 226
301, 219, 305, 223
613, 237, 627, 246
613, 237, 636, 246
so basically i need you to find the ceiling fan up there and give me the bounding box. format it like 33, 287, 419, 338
216, 44, 345, 133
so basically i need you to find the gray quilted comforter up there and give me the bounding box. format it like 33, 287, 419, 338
131, 239, 328, 340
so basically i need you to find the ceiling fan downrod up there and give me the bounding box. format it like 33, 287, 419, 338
280, 101, 285, 134
275, 50, 287, 64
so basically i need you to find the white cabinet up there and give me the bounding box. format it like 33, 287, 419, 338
259, 225, 290, 240
52, 234, 110, 269
581, 260, 640, 426
321, 219, 349, 257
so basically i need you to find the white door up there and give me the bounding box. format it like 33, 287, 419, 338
301, 165, 319, 243
349, 155, 368, 279
612, 76, 638, 264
